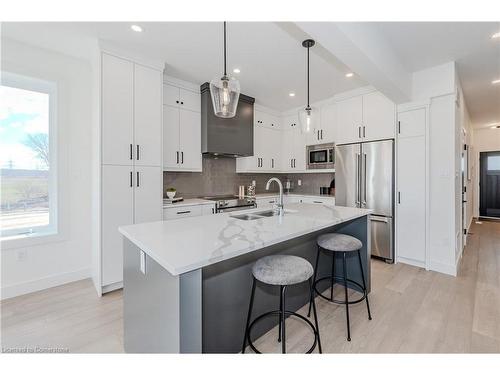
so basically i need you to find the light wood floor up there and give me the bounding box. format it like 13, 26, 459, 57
1, 221, 499, 353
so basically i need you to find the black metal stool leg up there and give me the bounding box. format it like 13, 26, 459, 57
309, 279, 322, 353
280, 285, 287, 353
330, 252, 335, 300
308, 246, 321, 317
242, 278, 257, 353
278, 289, 283, 342
342, 252, 351, 341
357, 250, 372, 320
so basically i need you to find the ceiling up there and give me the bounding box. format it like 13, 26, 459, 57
1, 22, 364, 112
2, 22, 499, 126
374, 22, 500, 128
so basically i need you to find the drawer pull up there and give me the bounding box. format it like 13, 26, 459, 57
313, 201, 323, 204
177, 210, 191, 215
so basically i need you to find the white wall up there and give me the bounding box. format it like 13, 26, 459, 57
471, 128, 500, 217
1, 39, 92, 299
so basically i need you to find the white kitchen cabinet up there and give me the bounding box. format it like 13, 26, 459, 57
396, 108, 426, 266
163, 82, 202, 172
362, 91, 395, 142
99, 53, 163, 293
336, 95, 363, 145
336, 91, 395, 144
300, 196, 335, 205
163, 84, 200, 113
307, 103, 336, 145
101, 165, 134, 286
134, 64, 162, 167
101, 54, 134, 166
163, 205, 203, 220
282, 114, 305, 172
397, 108, 426, 138
134, 166, 162, 224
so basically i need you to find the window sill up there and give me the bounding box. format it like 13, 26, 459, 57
0, 231, 65, 250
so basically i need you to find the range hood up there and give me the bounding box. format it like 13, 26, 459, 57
201, 82, 255, 157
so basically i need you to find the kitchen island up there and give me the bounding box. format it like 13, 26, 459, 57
119, 203, 372, 353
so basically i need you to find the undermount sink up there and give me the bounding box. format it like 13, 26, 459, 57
231, 209, 293, 220
252, 210, 279, 217
230, 214, 261, 221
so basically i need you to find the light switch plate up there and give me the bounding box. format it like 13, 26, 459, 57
140, 250, 146, 275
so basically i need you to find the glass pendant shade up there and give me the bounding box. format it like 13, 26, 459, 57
299, 105, 317, 134
209, 75, 240, 118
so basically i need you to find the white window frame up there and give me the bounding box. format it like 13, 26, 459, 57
1, 71, 59, 246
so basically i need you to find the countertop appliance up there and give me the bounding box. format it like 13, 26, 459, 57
200, 83, 255, 157
307, 143, 335, 170
335, 140, 394, 262
203, 195, 257, 213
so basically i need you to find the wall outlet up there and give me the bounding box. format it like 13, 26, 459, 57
17, 249, 27, 262
297, 179, 302, 186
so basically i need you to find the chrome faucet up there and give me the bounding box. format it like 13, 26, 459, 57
265, 177, 284, 216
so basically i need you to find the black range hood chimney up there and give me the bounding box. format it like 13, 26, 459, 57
200, 82, 255, 158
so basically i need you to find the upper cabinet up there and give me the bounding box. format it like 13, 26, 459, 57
307, 102, 337, 145
336, 91, 395, 145
281, 114, 305, 172
163, 82, 202, 172
101, 54, 162, 167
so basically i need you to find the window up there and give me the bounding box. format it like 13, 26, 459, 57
487, 155, 500, 171
0, 72, 57, 240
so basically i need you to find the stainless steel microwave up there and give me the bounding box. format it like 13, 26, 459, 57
307, 143, 335, 170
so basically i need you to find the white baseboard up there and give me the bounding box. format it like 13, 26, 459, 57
429, 260, 457, 276
101, 281, 122, 294
396, 256, 426, 269
1, 267, 91, 300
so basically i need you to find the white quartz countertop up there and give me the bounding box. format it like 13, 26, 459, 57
120, 203, 372, 276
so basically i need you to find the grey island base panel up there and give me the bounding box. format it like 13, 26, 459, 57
123, 215, 370, 353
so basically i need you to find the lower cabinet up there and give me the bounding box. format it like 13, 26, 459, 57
163, 203, 215, 220
101, 165, 162, 288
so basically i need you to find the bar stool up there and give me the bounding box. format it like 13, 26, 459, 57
242, 255, 322, 354
307, 233, 372, 341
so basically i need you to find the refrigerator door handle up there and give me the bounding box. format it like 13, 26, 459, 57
355, 153, 361, 207
362, 153, 367, 207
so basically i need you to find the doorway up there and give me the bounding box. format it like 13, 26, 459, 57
479, 151, 500, 218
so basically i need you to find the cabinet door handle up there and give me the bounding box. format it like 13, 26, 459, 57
293, 159, 296, 168
176, 151, 179, 164
321, 129, 323, 139
136, 171, 140, 187
130, 171, 133, 187
272, 158, 274, 168
181, 151, 184, 164
130, 144, 133, 160
363, 126, 366, 138
176, 100, 179, 104
177, 210, 191, 215
398, 121, 401, 134
136, 144, 140, 160
358, 126, 361, 138
398, 191, 401, 204
180, 101, 184, 105
313, 201, 323, 204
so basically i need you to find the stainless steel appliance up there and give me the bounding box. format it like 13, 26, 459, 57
335, 140, 394, 262
204, 195, 257, 213
307, 143, 335, 170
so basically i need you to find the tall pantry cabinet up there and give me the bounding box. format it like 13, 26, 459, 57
99, 52, 163, 293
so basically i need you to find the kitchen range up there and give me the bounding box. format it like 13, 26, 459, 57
204, 195, 257, 213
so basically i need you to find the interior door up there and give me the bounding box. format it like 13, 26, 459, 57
101, 165, 134, 286
179, 109, 202, 170
134, 166, 162, 224
101, 53, 134, 166
163, 105, 180, 169
134, 64, 162, 167
335, 143, 361, 208
479, 151, 500, 218
362, 140, 394, 216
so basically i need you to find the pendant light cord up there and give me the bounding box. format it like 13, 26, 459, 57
223, 21, 227, 76
307, 45, 310, 107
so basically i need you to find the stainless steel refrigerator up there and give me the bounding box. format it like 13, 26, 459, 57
335, 140, 394, 262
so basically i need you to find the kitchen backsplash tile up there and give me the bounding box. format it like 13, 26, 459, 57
163, 156, 334, 198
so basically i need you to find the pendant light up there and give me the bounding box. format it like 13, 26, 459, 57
210, 22, 241, 118
298, 39, 317, 134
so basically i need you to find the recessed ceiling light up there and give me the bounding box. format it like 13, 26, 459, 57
492, 79, 500, 85
491, 32, 500, 39
289, 92, 295, 97
131, 25, 143, 32
345, 72, 354, 78
233, 68, 241, 74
